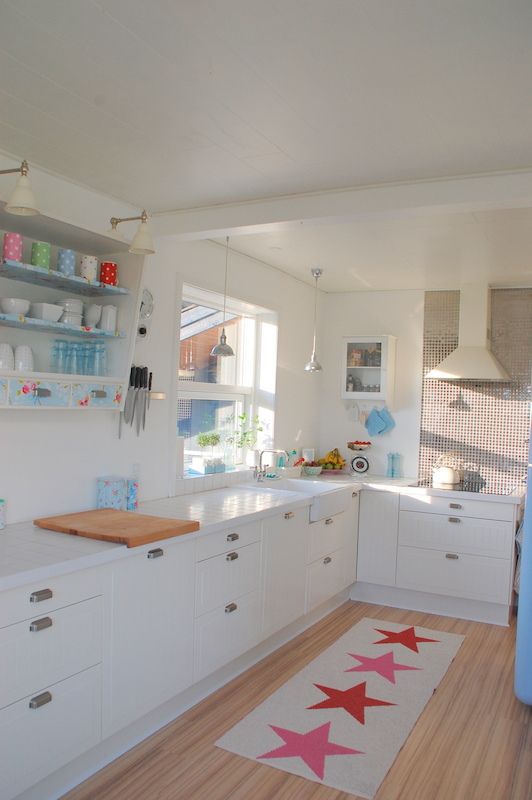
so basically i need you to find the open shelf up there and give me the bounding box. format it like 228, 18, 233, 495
0, 313, 125, 339
0, 260, 129, 296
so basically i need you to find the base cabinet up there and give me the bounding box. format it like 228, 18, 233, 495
261, 508, 308, 639
107, 539, 195, 736
0, 665, 101, 800
357, 490, 399, 585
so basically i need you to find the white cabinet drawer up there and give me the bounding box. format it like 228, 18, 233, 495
398, 511, 513, 558
0, 596, 102, 710
0, 665, 101, 800
308, 512, 350, 563
0, 567, 105, 629
194, 590, 261, 681
396, 545, 511, 604
195, 520, 261, 561
195, 542, 261, 617
306, 549, 345, 612
399, 492, 514, 522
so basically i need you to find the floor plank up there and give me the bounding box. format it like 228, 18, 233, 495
62, 602, 532, 800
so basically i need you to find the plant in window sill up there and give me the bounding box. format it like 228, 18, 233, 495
196, 431, 224, 474
224, 413, 263, 450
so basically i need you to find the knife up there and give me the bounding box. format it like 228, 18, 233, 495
119, 365, 135, 438
147, 371, 152, 409
130, 366, 142, 430
136, 367, 147, 435
141, 366, 149, 431
123, 365, 136, 425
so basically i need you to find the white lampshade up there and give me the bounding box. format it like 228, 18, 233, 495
5, 174, 39, 216
129, 219, 155, 255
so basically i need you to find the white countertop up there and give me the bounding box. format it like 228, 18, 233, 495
0, 486, 311, 592
0, 476, 524, 593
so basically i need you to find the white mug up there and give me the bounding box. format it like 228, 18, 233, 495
80, 255, 98, 282
85, 304, 102, 327
100, 305, 117, 332
14, 345, 34, 372
0, 343, 14, 370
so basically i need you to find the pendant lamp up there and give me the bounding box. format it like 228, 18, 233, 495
210, 236, 235, 357
304, 268, 323, 372
0, 160, 40, 216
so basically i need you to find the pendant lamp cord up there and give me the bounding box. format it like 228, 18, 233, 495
223, 236, 229, 324
311, 272, 318, 357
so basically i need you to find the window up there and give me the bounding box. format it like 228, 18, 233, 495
178, 285, 277, 476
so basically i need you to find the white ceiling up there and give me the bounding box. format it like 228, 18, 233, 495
1, 0, 532, 290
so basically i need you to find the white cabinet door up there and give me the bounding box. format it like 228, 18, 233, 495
343, 490, 359, 588
307, 550, 345, 612
107, 539, 195, 736
262, 508, 308, 639
357, 490, 399, 586
0, 665, 101, 800
194, 590, 261, 682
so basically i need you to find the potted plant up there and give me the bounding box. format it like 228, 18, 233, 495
194, 431, 225, 474
224, 413, 263, 466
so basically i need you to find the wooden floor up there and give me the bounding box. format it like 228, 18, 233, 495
63, 602, 532, 800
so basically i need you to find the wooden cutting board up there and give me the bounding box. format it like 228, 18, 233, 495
34, 509, 200, 548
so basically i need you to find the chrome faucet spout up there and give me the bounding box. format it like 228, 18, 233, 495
259, 449, 290, 471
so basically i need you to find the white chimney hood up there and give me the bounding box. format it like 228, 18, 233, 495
425, 285, 510, 381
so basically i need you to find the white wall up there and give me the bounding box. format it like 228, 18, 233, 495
317, 290, 425, 479
0, 226, 320, 523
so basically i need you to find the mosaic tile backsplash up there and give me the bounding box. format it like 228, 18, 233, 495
418, 289, 532, 494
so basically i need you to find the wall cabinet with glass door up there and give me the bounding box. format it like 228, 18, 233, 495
0, 207, 144, 409
341, 335, 396, 402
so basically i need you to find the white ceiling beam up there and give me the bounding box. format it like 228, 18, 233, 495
152, 169, 532, 241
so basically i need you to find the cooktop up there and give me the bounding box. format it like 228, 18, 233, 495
412, 478, 518, 496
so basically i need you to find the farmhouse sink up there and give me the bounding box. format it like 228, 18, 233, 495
257, 478, 353, 522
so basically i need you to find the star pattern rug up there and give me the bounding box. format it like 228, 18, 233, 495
216, 617, 464, 798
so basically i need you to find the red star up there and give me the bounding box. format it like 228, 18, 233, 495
257, 722, 362, 780
307, 681, 395, 724
373, 625, 439, 653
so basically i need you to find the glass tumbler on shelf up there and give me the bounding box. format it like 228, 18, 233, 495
93, 343, 107, 377
51, 339, 68, 373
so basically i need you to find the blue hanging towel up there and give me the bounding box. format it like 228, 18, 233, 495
365, 407, 387, 436
379, 406, 396, 433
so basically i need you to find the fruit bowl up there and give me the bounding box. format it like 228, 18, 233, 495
303, 465, 322, 476
347, 441, 371, 451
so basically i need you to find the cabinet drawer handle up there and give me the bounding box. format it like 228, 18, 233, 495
284, 512, 294, 520
29, 691, 52, 710
449, 502, 462, 510
225, 602, 237, 613
226, 532, 239, 542
352, 491, 358, 498
147, 548, 164, 559
448, 517, 461, 523
226, 551, 239, 561
30, 588, 53, 603
32, 387, 51, 398
325, 518, 334, 525
90, 389, 107, 399
445, 553, 459, 560
29, 616, 52, 633
323, 556, 332, 564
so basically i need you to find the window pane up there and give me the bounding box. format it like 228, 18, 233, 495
180, 301, 239, 385
177, 397, 243, 475
259, 321, 278, 394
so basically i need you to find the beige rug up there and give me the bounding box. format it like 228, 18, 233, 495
216, 617, 464, 798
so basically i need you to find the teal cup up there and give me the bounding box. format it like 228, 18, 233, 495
31, 241, 51, 269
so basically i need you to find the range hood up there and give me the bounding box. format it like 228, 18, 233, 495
425, 286, 510, 381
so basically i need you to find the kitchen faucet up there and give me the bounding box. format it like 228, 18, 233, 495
255, 449, 290, 480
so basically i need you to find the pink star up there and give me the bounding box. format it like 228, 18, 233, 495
345, 651, 421, 684
257, 722, 363, 780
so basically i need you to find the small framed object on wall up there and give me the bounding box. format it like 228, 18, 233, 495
341, 335, 396, 402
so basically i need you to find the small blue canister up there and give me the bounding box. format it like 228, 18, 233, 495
97, 476, 127, 510
57, 248, 76, 277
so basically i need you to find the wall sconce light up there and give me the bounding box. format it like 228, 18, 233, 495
108, 209, 155, 255
0, 159, 40, 216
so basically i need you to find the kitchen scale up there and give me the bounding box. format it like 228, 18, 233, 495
347, 441, 371, 474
